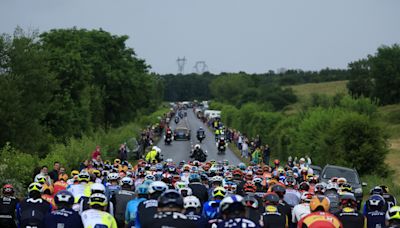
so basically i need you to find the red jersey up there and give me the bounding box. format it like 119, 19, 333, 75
297, 211, 343, 228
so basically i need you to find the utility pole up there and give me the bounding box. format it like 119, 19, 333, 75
194, 61, 208, 74
176, 57, 186, 74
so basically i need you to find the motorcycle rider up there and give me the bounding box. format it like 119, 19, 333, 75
81, 193, 117, 228
190, 144, 207, 162
0, 184, 18, 228
43, 190, 84, 228
17, 182, 52, 228
196, 127, 206, 143
216, 136, 227, 154
335, 193, 366, 228
165, 127, 173, 145
141, 190, 196, 228
145, 146, 162, 164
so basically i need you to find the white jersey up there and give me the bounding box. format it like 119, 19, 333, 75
81, 209, 117, 228
292, 203, 311, 224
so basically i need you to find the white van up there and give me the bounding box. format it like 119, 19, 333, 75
204, 110, 221, 119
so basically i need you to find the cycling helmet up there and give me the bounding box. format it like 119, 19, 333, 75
370, 186, 384, 195
339, 193, 357, 208
201, 174, 209, 182
220, 195, 244, 213
144, 174, 155, 181
28, 182, 42, 193
243, 182, 257, 193
175, 181, 187, 189
89, 193, 108, 207
42, 184, 54, 195
78, 171, 90, 182
2, 184, 14, 195
211, 176, 223, 183
285, 176, 297, 187
184, 195, 201, 209
107, 172, 119, 181
310, 196, 330, 212
92, 169, 101, 178
299, 182, 310, 191
91, 183, 106, 194
337, 177, 347, 186
252, 177, 263, 185
158, 190, 184, 208
243, 195, 259, 209
223, 181, 237, 194
58, 173, 69, 181
340, 183, 353, 193
36, 176, 47, 185
120, 177, 133, 186
148, 181, 168, 194
212, 186, 227, 198
54, 190, 74, 207
178, 187, 192, 197
301, 192, 314, 203
71, 170, 79, 177
366, 194, 386, 211
194, 144, 200, 149
238, 163, 246, 171
326, 182, 339, 192
388, 206, 400, 221
189, 173, 201, 183
142, 179, 153, 186
380, 185, 390, 194
136, 184, 149, 195
263, 192, 280, 205
271, 184, 286, 198
314, 183, 326, 194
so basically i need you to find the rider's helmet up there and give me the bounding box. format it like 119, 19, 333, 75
54, 190, 74, 208
183, 195, 201, 209
120, 177, 134, 186
107, 172, 119, 182
337, 177, 347, 187
243, 182, 257, 193
223, 181, 237, 194
211, 176, 223, 185
178, 187, 192, 197
145, 174, 155, 181
71, 170, 79, 177
148, 181, 168, 195
263, 192, 280, 206
136, 184, 149, 196
92, 170, 101, 178
326, 182, 339, 192
339, 193, 357, 208
194, 144, 201, 149
301, 192, 314, 203
36, 176, 47, 185
380, 185, 390, 194
158, 190, 184, 208
366, 194, 386, 211
310, 196, 330, 212
2, 184, 14, 195
243, 195, 259, 209
78, 171, 90, 183
212, 186, 227, 199
89, 193, 108, 207
220, 195, 244, 214
175, 181, 187, 189
28, 182, 42, 193
271, 184, 286, 199
299, 182, 310, 192
314, 183, 326, 194
340, 183, 353, 193
370, 186, 384, 196
91, 183, 106, 194
189, 173, 201, 183
114, 159, 121, 165
388, 206, 400, 221
238, 163, 246, 171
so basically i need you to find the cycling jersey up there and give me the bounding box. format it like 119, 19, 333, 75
245, 207, 262, 225
383, 193, 397, 210
325, 191, 341, 214
81, 208, 117, 228
141, 211, 197, 228
67, 183, 92, 203
215, 217, 259, 228
188, 182, 209, 204
364, 209, 386, 228
278, 200, 292, 226
106, 184, 121, 200
43, 208, 83, 228
184, 210, 207, 228
202, 200, 221, 220
0, 196, 18, 228
335, 207, 366, 228
297, 211, 343, 228
136, 199, 158, 228
17, 197, 52, 228
292, 203, 311, 224
112, 190, 135, 227
79, 196, 114, 216
260, 205, 287, 228
125, 197, 146, 225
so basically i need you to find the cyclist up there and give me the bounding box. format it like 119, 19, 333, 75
183, 195, 207, 227
135, 181, 168, 228
260, 192, 288, 227
381, 185, 397, 210
387, 206, 400, 228
202, 186, 226, 220
17, 182, 52, 228
335, 193, 366, 228
292, 192, 313, 225
243, 195, 262, 225
112, 177, 135, 228
0, 184, 18, 228
81, 193, 117, 228
297, 195, 343, 228
212, 194, 259, 227
43, 190, 84, 228
364, 194, 387, 228
79, 182, 114, 215
125, 184, 148, 227
141, 190, 196, 228
325, 182, 341, 214
272, 184, 292, 227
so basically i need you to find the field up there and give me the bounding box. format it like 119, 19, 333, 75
288, 80, 400, 190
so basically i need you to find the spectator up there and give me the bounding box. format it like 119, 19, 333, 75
91, 146, 101, 160
262, 144, 271, 166
49, 162, 60, 182
119, 144, 128, 161
34, 166, 52, 185
241, 140, 249, 159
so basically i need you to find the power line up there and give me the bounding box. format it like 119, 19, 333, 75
176, 57, 186, 74
194, 61, 208, 74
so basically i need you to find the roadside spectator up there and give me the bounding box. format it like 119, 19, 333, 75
49, 161, 60, 182
251, 147, 261, 165
34, 165, 52, 185
91, 146, 101, 160
241, 140, 249, 159
119, 144, 128, 161
238, 134, 243, 150
262, 144, 271, 165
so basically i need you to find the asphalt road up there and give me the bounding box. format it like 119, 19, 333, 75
156, 110, 241, 164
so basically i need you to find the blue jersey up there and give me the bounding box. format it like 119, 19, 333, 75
185, 210, 207, 228
43, 208, 83, 228
202, 200, 221, 220
125, 197, 146, 224
364, 210, 386, 228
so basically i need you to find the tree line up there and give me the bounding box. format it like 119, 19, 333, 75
0, 27, 163, 157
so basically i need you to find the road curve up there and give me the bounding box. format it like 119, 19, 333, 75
156, 110, 242, 164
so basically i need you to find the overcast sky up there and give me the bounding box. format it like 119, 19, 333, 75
1, 0, 399, 74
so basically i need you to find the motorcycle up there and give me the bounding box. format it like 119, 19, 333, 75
164, 135, 172, 145
190, 148, 207, 162
197, 134, 205, 143
217, 143, 226, 155
174, 117, 179, 124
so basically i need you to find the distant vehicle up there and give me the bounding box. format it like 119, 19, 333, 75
125, 138, 141, 159
174, 126, 191, 141
320, 164, 366, 207
310, 165, 322, 177
204, 110, 221, 119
